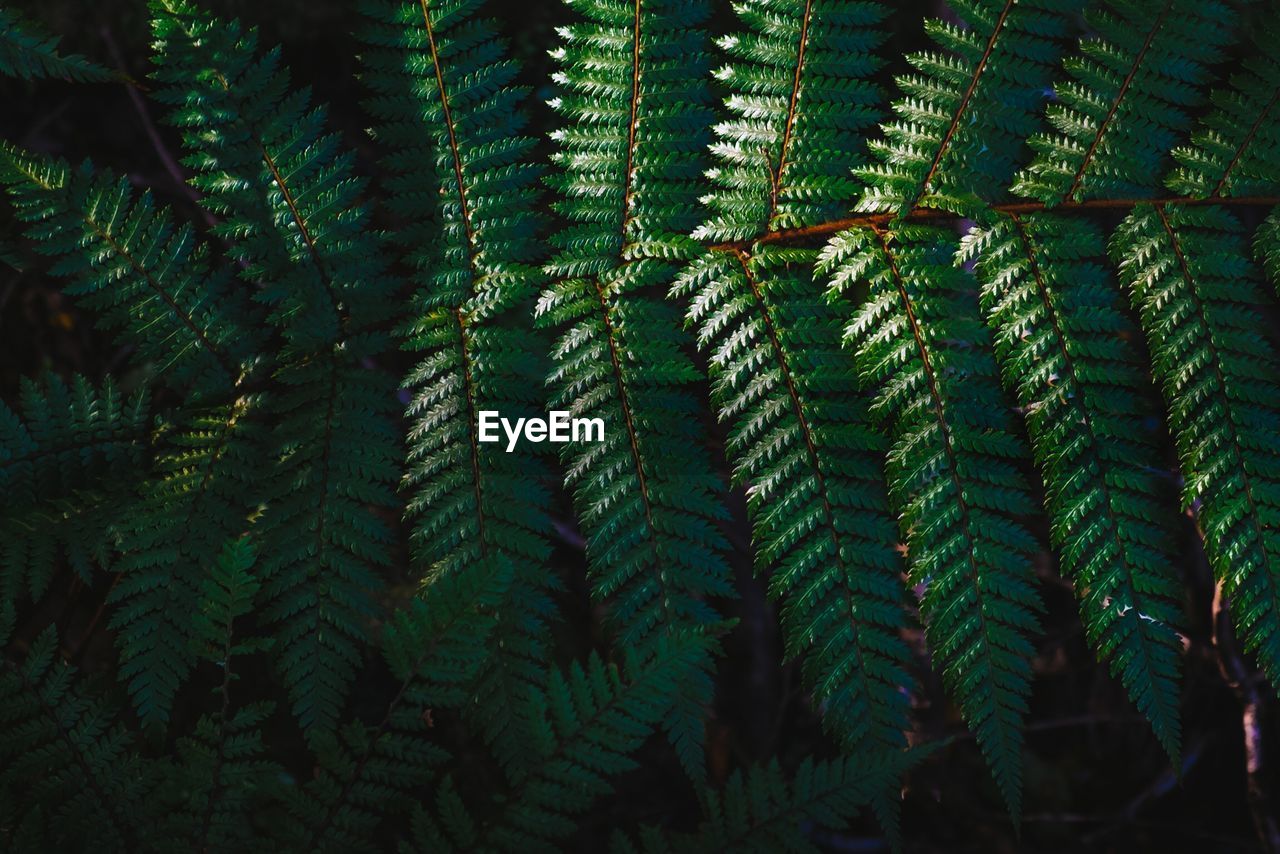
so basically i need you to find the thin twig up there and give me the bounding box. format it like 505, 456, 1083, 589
1066, 737, 1208, 846
1213, 581, 1280, 853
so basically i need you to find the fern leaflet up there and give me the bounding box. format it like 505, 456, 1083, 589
1112, 203, 1280, 690
0, 374, 149, 601
150, 0, 401, 735
281, 558, 510, 854
1166, 23, 1280, 200
359, 0, 561, 770
0, 625, 158, 851
0, 146, 259, 398
401, 634, 711, 852
612, 752, 919, 854
963, 212, 1185, 759
157, 537, 279, 854
676, 0, 915, 827
0, 10, 114, 82
856, 0, 1079, 216
820, 224, 1043, 819
541, 0, 734, 778
1013, 0, 1236, 205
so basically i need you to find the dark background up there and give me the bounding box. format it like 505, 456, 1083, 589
2, 1, 1277, 850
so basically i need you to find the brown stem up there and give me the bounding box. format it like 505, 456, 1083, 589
765, 0, 813, 225
619, 0, 643, 244
710, 195, 1280, 252
420, 0, 477, 264
1212, 580, 1280, 853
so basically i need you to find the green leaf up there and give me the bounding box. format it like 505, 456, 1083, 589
964, 212, 1184, 760
359, 0, 562, 771
821, 224, 1043, 821
1112, 202, 1280, 691
540, 0, 734, 781
150, 0, 402, 736
1014, 0, 1237, 205
0, 10, 115, 82
857, 0, 1080, 215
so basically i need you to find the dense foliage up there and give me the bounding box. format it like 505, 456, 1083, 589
3, 0, 1280, 850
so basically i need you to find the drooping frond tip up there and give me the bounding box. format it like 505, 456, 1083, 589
820, 223, 1043, 820
964, 212, 1184, 761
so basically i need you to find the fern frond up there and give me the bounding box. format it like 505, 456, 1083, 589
0, 626, 159, 852
681, 5, 916, 802
150, 0, 397, 353
150, 0, 401, 735
1255, 208, 1280, 292
1, 497, 129, 604
156, 537, 279, 854
191, 533, 270, 663
1112, 203, 1280, 690
359, 0, 561, 769
0, 9, 114, 82
856, 0, 1079, 216
1014, 0, 1236, 205
403, 634, 711, 852
0, 147, 259, 398
678, 245, 915, 768
962, 212, 1184, 759
541, 0, 734, 778
254, 358, 399, 733
109, 398, 267, 726
819, 224, 1042, 820
159, 700, 277, 854
612, 752, 919, 854
0, 372, 149, 515
0, 373, 150, 600
1166, 25, 1280, 199
693, 0, 889, 243
282, 555, 511, 854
